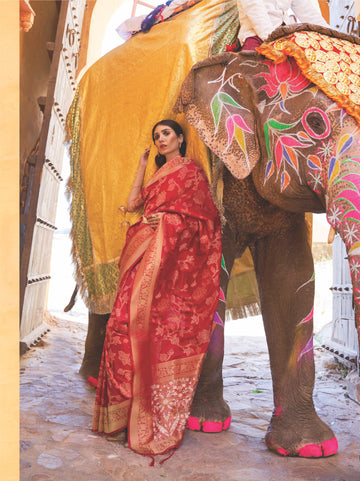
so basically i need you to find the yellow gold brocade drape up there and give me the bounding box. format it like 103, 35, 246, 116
66, 0, 239, 312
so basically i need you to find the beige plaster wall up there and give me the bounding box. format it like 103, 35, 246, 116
0, 3, 20, 480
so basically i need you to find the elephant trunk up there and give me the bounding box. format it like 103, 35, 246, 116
325, 139, 360, 367
334, 238, 360, 367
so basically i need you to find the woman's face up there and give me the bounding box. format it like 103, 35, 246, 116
153, 124, 183, 161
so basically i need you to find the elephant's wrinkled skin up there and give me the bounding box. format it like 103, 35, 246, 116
175, 45, 360, 457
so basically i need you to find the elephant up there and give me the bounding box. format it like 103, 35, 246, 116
173, 25, 360, 457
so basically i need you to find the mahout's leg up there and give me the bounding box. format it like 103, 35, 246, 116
251, 215, 337, 457
188, 223, 237, 432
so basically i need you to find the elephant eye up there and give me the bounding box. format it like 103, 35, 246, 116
307, 112, 326, 134
302, 108, 330, 139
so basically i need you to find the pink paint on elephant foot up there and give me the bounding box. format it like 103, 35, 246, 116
186, 416, 201, 431
274, 437, 338, 458
186, 416, 231, 432
297, 437, 338, 457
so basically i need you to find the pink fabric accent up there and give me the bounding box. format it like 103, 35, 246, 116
202, 421, 223, 433
186, 416, 201, 431
241, 35, 262, 51
223, 416, 231, 430
298, 444, 322, 457
274, 407, 282, 417
87, 376, 98, 388
321, 438, 338, 456
277, 447, 290, 456
225, 40, 239, 52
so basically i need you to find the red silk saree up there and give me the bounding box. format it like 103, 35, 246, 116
92, 155, 222, 456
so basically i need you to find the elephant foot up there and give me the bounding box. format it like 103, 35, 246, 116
265, 412, 338, 457
79, 357, 102, 380
187, 396, 232, 432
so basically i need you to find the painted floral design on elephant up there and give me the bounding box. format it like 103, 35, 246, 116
209, 65, 254, 158
255, 57, 310, 113
307, 131, 360, 246
263, 117, 314, 190
208, 58, 314, 184
307, 126, 360, 292
263, 107, 333, 191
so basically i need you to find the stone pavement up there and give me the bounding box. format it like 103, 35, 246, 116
20, 316, 360, 481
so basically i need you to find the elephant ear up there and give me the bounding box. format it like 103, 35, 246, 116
175, 54, 260, 179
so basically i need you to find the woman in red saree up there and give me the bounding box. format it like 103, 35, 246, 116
92, 120, 222, 458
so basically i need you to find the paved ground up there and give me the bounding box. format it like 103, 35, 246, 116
20, 314, 360, 481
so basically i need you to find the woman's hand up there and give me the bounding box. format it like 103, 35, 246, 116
146, 213, 163, 230
127, 147, 150, 212
140, 147, 151, 167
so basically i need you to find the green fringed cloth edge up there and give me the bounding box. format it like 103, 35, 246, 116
65, 89, 120, 314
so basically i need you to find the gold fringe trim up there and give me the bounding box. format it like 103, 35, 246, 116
257, 39, 360, 126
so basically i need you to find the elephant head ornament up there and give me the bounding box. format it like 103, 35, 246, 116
175, 32, 360, 457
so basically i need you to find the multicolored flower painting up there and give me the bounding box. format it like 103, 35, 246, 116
255, 58, 310, 113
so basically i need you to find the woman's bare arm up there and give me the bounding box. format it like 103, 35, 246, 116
127, 148, 150, 212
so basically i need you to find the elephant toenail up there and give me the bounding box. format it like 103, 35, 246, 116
321, 437, 338, 456
297, 444, 322, 457
202, 421, 223, 432
186, 416, 201, 431
223, 416, 231, 430
277, 447, 290, 456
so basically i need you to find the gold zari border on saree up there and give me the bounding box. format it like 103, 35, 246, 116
92, 399, 131, 434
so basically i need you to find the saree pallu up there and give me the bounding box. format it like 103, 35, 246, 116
92, 155, 222, 456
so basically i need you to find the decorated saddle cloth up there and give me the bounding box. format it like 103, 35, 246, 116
92, 155, 222, 457
257, 24, 360, 125
66, 0, 240, 314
